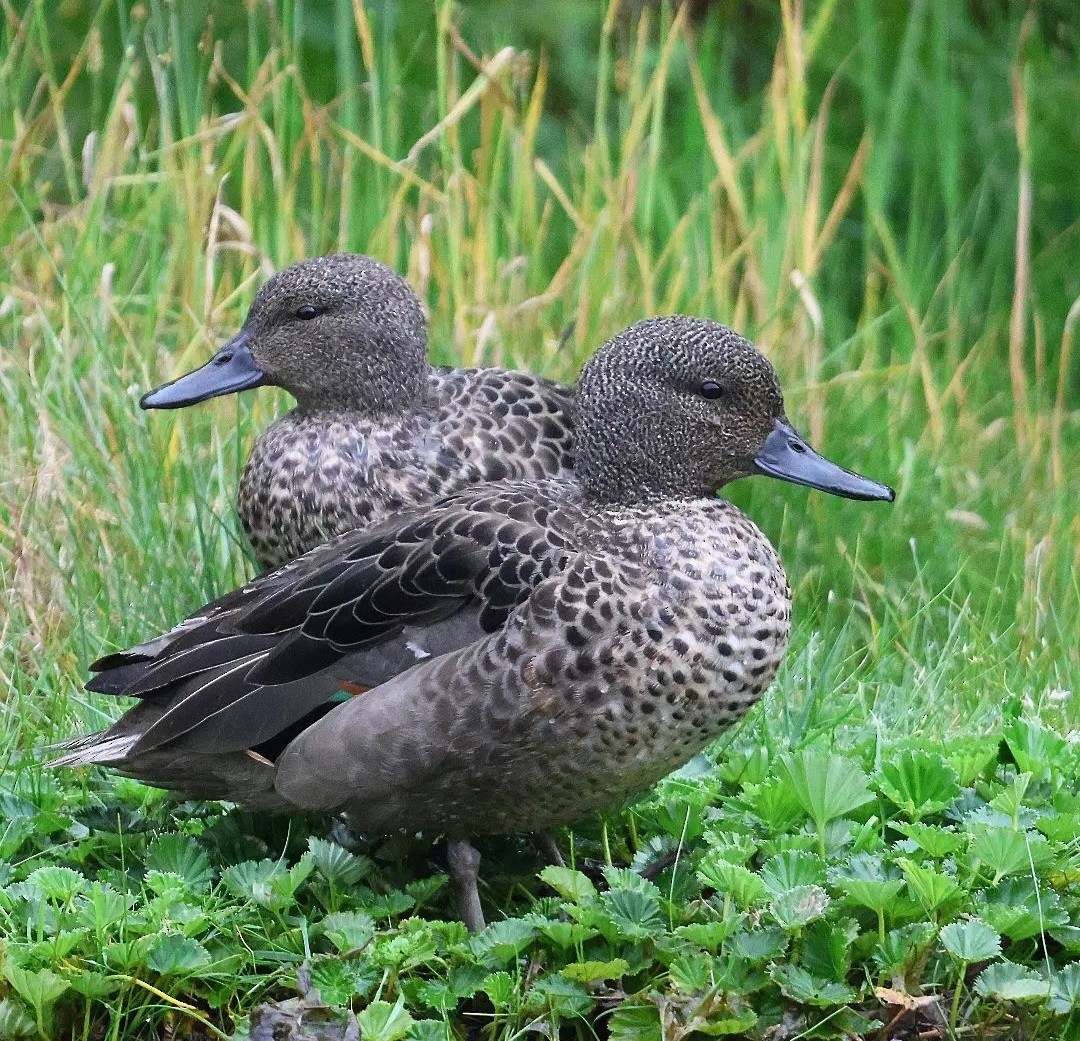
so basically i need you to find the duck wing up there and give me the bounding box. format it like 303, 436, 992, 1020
73, 480, 582, 760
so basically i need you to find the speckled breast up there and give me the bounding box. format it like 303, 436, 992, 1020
334, 499, 792, 838
238, 412, 437, 571
237, 369, 575, 571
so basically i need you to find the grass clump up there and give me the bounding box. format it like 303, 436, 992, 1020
1, 1, 1077, 1038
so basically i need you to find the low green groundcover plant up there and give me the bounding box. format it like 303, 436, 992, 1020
2, 699, 1077, 1039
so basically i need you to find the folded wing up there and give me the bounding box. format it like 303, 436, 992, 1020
68, 481, 580, 762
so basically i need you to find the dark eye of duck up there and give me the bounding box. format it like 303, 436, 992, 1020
295, 304, 319, 320
698, 380, 725, 400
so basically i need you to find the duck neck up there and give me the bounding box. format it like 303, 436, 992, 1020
576, 405, 741, 506
291, 361, 432, 417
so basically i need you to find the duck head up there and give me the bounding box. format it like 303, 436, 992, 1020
575, 316, 895, 504
141, 254, 429, 415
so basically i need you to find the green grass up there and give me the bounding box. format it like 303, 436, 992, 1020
1, 1, 1078, 1038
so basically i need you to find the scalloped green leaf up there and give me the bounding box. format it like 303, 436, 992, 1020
969, 825, 1052, 881
1049, 964, 1080, 1013
0, 999, 35, 1039
779, 751, 873, 830
608, 1001, 662, 1041
539, 865, 597, 904
561, 958, 630, 982
769, 885, 829, 931
600, 887, 663, 939
320, 911, 375, 953
892, 821, 965, 857
897, 858, 962, 914
760, 850, 827, 894
974, 962, 1051, 1002
355, 999, 415, 1041
3, 964, 69, 1013
1004, 719, 1067, 780
307, 836, 371, 888
469, 918, 538, 963
697, 859, 768, 908
771, 964, 856, 1006
877, 749, 959, 820
940, 917, 1002, 962
25, 865, 86, 903
481, 971, 515, 1008
146, 933, 211, 975
836, 876, 905, 913
145, 834, 213, 891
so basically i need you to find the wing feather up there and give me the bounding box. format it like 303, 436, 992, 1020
83, 481, 580, 760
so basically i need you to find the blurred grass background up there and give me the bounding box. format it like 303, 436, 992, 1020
1, 1, 1078, 1035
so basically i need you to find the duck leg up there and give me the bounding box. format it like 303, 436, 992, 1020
446, 839, 485, 932
537, 832, 566, 867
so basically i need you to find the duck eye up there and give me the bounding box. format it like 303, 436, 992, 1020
698, 380, 725, 400
295, 304, 319, 320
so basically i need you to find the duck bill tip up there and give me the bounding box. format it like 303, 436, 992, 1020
753, 420, 895, 503
140, 335, 266, 410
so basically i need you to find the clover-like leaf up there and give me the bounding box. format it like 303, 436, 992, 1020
877, 749, 959, 820
771, 964, 857, 1006
355, 998, 415, 1041
780, 751, 873, 833
145, 834, 213, 891
769, 885, 829, 931
307, 836, 371, 888
940, 917, 1001, 962
974, 962, 1051, 1002
146, 933, 210, 976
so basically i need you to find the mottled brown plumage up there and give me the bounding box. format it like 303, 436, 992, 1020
141, 254, 575, 570
61, 316, 894, 929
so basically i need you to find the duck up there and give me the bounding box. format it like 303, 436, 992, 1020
58, 316, 894, 930
141, 253, 576, 571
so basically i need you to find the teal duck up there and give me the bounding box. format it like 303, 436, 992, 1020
59, 316, 894, 930
142, 253, 576, 571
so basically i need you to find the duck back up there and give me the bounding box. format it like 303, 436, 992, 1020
239, 367, 575, 570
